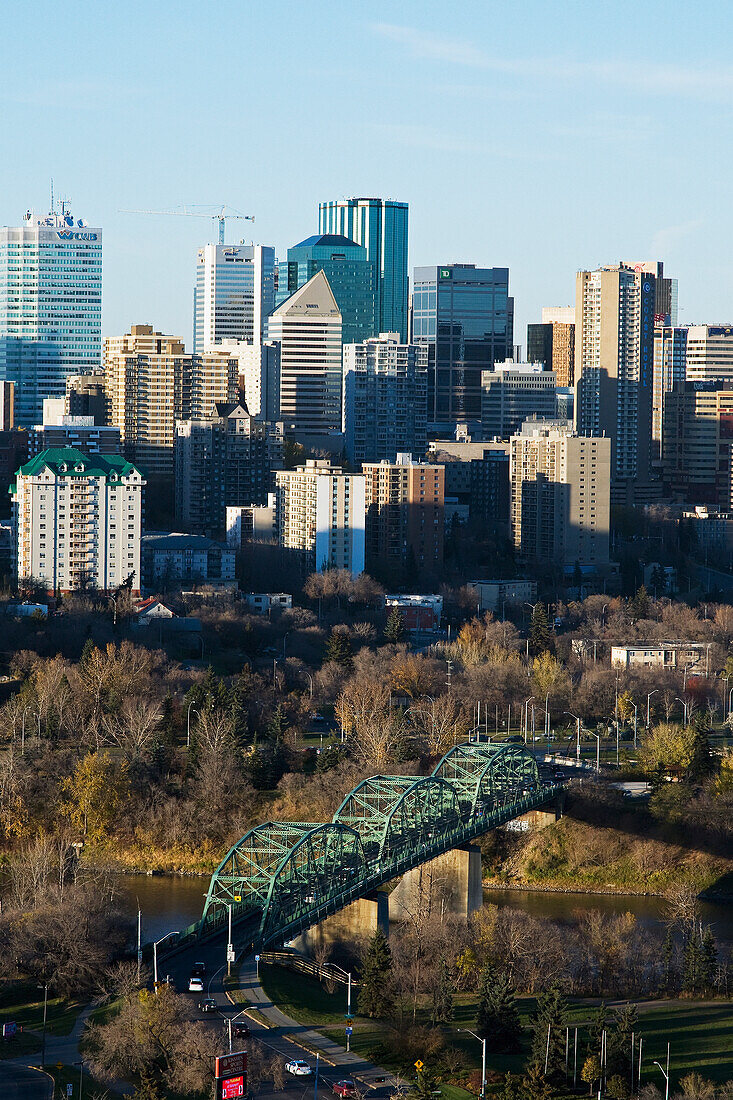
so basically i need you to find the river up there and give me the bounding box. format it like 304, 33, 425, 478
116, 875, 733, 949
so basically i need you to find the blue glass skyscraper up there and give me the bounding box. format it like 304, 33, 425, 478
276, 235, 377, 346
0, 206, 102, 426
319, 198, 408, 341
412, 264, 514, 429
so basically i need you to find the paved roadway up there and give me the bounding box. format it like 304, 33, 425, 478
0, 1064, 52, 1100
160, 934, 400, 1099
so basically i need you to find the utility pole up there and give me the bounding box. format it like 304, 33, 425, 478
137, 906, 142, 986
39, 983, 48, 1069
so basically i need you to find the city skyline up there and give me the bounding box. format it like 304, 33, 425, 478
3, 1, 733, 348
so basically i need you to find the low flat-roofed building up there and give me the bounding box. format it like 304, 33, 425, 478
384, 594, 443, 631
468, 578, 537, 613
610, 642, 711, 673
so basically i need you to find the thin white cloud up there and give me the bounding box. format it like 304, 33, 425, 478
651, 219, 705, 256
372, 23, 733, 100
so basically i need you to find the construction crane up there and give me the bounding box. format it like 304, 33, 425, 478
121, 204, 254, 245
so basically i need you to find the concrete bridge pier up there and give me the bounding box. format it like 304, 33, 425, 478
288, 889, 389, 955
388, 844, 483, 923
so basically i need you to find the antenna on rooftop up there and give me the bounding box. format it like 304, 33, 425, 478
50, 178, 54, 216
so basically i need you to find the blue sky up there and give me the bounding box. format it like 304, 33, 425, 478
1, 0, 731, 346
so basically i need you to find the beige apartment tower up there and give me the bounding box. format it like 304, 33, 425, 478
574, 264, 656, 505
104, 325, 238, 474
274, 461, 366, 576
510, 422, 610, 571
362, 453, 445, 576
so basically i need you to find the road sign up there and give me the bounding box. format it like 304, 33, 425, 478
415, 1061, 424, 1072
254, 954, 260, 962
345, 1027, 353, 1036
216, 1051, 247, 1079
2, 1023, 16, 1038
57, 1062, 64, 1070
234, 895, 242, 902
66, 1087, 73, 1098
220, 1075, 245, 1099
344, 1013, 354, 1020
227, 947, 236, 963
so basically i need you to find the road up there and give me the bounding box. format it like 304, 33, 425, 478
159, 937, 399, 1098
0, 1064, 52, 1100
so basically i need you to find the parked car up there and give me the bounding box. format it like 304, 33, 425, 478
198, 999, 218, 1013
334, 1080, 357, 1097
188, 976, 204, 993
286, 1060, 312, 1076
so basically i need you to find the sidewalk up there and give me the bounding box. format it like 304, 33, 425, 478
231, 954, 404, 1090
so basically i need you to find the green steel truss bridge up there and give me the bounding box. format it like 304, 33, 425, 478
174, 743, 563, 954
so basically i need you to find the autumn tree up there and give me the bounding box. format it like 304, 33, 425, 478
60, 752, 129, 844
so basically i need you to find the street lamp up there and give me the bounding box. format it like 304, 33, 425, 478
38, 983, 48, 1069
458, 1028, 486, 1099
305, 672, 314, 698
74, 1059, 85, 1100
589, 730, 601, 772
565, 711, 582, 765
675, 697, 689, 726
632, 703, 638, 750
522, 697, 534, 743
646, 689, 658, 728
653, 1042, 670, 1100
544, 691, 551, 748
153, 930, 178, 988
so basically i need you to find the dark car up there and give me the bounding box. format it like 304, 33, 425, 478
198, 998, 218, 1013
233, 1021, 250, 1038
191, 961, 206, 977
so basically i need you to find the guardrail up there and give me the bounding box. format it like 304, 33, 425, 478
258, 949, 358, 986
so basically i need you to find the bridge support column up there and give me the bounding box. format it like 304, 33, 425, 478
388, 844, 482, 923
288, 889, 389, 956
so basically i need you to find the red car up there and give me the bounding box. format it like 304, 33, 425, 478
334, 1081, 357, 1097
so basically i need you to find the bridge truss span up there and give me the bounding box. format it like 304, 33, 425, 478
192, 742, 562, 952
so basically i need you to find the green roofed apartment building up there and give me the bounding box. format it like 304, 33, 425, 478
11, 447, 144, 593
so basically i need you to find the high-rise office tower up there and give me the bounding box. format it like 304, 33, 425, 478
0, 207, 102, 426
623, 260, 678, 325
219, 339, 281, 421
265, 270, 342, 437
174, 401, 284, 534
276, 235, 377, 345
193, 243, 275, 353
104, 325, 239, 474
652, 324, 687, 459
510, 421, 610, 571
362, 454, 445, 577
0, 381, 14, 430
319, 198, 408, 340
684, 325, 733, 384
342, 333, 428, 465
663, 381, 733, 508
274, 460, 366, 576
65, 372, 107, 424
480, 362, 557, 440
527, 308, 575, 386
574, 263, 657, 504
412, 264, 514, 430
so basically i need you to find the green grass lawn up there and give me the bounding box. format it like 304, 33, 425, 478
0, 1031, 42, 1060
0, 988, 84, 1037
260, 963, 733, 1086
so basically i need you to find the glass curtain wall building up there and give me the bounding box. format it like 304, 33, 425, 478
193, 243, 275, 353
276, 235, 376, 346
412, 264, 514, 431
0, 208, 102, 427
319, 198, 408, 340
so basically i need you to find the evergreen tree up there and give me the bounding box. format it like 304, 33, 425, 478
80, 637, 96, 669
682, 932, 702, 995
630, 585, 651, 619
529, 987, 568, 1079
687, 721, 713, 779
431, 958, 454, 1025
324, 627, 354, 669
522, 1065, 554, 1100
609, 1003, 638, 1078
528, 604, 551, 656
476, 965, 522, 1052
267, 704, 289, 743
384, 607, 406, 644
357, 930, 394, 1019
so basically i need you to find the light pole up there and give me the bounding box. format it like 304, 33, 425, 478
723, 676, 729, 721
305, 672, 313, 698
74, 1059, 85, 1100
222, 1007, 248, 1053
545, 691, 551, 749
523, 697, 534, 743
632, 704, 638, 750
458, 1028, 486, 1099
590, 730, 600, 772
676, 697, 689, 726
565, 712, 581, 765
654, 1042, 670, 1100
153, 930, 178, 988
646, 689, 658, 728
186, 701, 198, 749
38, 983, 48, 1069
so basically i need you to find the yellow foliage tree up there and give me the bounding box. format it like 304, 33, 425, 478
637, 722, 697, 774
61, 752, 129, 844
531, 652, 570, 700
